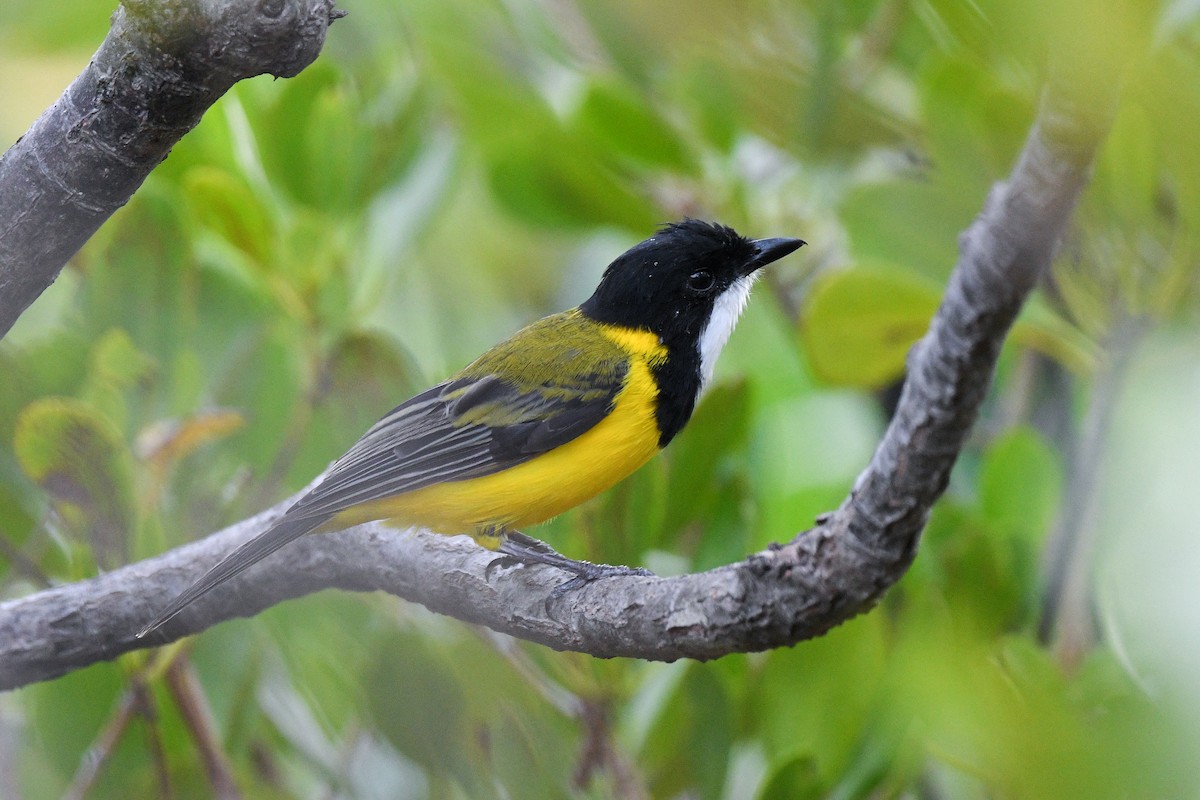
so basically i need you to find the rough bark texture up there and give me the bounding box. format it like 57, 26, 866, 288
0, 0, 341, 338
0, 76, 1116, 690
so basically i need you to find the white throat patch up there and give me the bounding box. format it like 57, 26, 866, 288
697, 273, 757, 391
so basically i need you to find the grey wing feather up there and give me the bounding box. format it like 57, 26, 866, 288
284, 373, 622, 520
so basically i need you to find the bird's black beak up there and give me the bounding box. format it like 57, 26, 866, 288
745, 237, 805, 274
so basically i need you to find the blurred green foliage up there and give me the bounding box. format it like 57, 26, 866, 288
2, 0, 1199, 797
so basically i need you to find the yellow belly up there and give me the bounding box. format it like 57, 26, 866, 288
328, 327, 665, 538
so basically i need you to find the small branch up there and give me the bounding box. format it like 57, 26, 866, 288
0, 702, 24, 800
142, 681, 176, 800
63, 680, 147, 800
473, 627, 582, 717
473, 627, 648, 796
1040, 316, 1144, 669
166, 657, 242, 800
0, 0, 342, 339
572, 697, 650, 798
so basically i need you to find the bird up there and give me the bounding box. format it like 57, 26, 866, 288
138, 219, 804, 636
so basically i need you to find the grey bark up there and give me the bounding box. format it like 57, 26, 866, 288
0, 75, 1116, 690
0, 0, 342, 338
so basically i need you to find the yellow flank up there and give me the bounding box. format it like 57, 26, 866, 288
328, 323, 668, 541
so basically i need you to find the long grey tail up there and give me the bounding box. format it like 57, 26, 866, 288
137, 512, 332, 638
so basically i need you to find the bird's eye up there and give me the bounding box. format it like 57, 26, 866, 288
687, 270, 716, 294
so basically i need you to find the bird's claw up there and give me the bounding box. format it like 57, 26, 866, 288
548, 563, 654, 597
487, 530, 654, 592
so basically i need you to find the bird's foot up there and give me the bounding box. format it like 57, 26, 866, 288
488, 530, 653, 591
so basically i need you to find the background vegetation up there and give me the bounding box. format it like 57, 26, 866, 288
1, 0, 1198, 797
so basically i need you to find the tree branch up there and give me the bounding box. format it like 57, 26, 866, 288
0, 0, 342, 339
0, 74, 1116, 691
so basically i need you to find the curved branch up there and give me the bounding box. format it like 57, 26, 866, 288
0, 0, 342, 338
0, 76, 1116, 690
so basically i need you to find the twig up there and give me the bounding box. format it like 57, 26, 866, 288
472, 626, 582, 717
1040, 315, 1144, 669
165, 657, 241, 800
473, 627, 648, 796
63, 681, 146, 800
572, 697, 650, 799
141, 683, 176, 800
0, 699, 24, 800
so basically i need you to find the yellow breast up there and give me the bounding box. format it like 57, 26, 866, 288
331, 325, 666, 536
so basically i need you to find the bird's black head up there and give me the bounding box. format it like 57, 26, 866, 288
580, 219, 803, 369
580, 219, 804, 443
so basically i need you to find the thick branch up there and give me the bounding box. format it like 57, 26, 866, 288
0, 76, 1116, 690
0, 0, 341, 339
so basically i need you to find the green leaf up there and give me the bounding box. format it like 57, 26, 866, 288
190, 258, 277, 380
590, 455, 669, 566
80, 186, 192, 364
184, 166, 275, 266
399, 0, 549, 144
803, 264, 1092, 385
573, 79, 694, 172
919, 56, 1032, 187
1010, 300, 1097, 374
254, 594, 381, 738
363, 625, 573, 797
840, 181, 974, 282
979, 427, 1063, 545
288, 331, 421, 485
366, 630, 472, 781
759, 755, 825, 800
85, 329, 156, 393
0, 2, 110, 52
1093, 100, 1158, 228
24, 661, 125, 789
754, 615, 887, 780
293, 81, 412, 213
685, 476, 755, 571
641, 663, 735, 799
213, 323, 306, 478
247, 62, 348, 208
678, 60, 741, 151
301, 83, 373, 211
649, 381, 755, 565
929, 503, 1031, 636
80, 328, 157, 433
747, 392, 879, 547
800, 265, 940, 388
0, 479, 40, 579
14, 397, 136, 568
487, 142, 656, 231
660, 381, 751, 535
0, 331, 90, 444
1134, 45, 1200, 235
